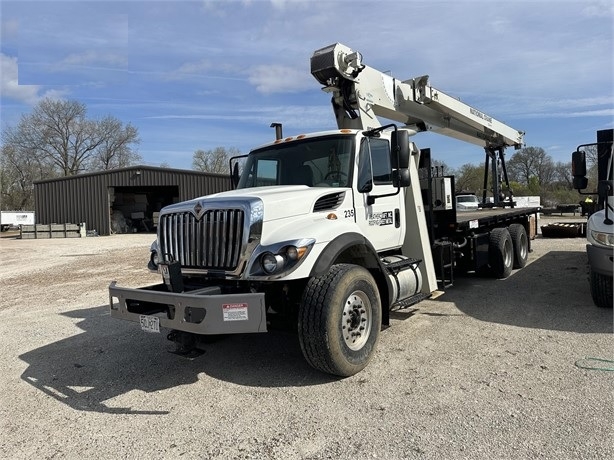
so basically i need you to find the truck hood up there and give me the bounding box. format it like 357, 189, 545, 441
588, 209, 614, 233
167, 186, 349, 222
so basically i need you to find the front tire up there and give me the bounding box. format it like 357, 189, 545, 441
489, 228, 513, 279
590, 269, 613, 308
298, 264, 382, 377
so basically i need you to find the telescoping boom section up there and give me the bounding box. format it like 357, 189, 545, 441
310, 43, 524, 150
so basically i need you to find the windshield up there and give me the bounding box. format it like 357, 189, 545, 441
237, 135, 354, 189
457, 195, 479, 204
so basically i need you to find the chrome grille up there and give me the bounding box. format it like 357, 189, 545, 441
159, 209, 244, 270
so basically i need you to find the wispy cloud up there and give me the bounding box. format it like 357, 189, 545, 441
525, 108, 614, 119
581, 0, 614, 18
142, 104, 330, 130
164, 59, 245, 82
59, 50, 128, 68
268, 0, 311, 10
490, 94, 614, 119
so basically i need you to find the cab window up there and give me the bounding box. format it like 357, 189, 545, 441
370, 138, 392, 184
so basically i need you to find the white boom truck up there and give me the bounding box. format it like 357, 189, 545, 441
571, 129, 613, 308
110, 43, 539, 376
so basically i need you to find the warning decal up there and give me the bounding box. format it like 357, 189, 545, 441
223, 303, 248, 321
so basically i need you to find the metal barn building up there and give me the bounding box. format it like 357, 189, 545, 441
34, 165, 231, 236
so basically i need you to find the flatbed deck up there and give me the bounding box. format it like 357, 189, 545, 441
455, 207, 541, 232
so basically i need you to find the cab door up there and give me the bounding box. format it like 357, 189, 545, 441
354, 137, 405, 250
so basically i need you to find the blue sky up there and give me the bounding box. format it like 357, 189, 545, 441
1, 0, 612, 171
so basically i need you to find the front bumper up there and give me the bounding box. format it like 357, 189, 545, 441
586, 244, 614, 277
109, 282, 267, 335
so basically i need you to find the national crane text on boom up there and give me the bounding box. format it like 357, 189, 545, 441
469, 107, 492, 124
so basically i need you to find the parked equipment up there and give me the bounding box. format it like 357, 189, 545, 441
0, 211, 35, 232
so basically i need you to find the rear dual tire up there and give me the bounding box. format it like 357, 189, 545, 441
488, 228, 514, 279
508, 223, 529, 269
488, 225, 529, 278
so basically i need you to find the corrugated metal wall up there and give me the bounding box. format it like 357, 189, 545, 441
34, 166, 231, 235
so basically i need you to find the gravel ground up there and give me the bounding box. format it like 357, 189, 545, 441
0, 218, 612, 460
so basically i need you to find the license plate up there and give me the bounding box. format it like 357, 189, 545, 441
139, 315, 160, 333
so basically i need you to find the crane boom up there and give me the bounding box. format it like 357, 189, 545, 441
310, 43, 524, 150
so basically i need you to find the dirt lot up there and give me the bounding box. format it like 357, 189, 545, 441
0, 219, 612, 459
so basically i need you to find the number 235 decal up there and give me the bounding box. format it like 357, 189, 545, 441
344, 209, 355, 218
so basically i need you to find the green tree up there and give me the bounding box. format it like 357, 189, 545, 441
509, 180, 530, 197
526, 176, 541, 195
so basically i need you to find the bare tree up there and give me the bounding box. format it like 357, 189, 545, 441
552, 161, 573, 189
7, 99, 98, 175
454, 163, 485, 194
507, 147, 555, 186
88, 116, 141, 170
0, 144, 56, 210
2, 98, 140, 177
192, 147, 241, 174
581, 143, 599, 167
1, 98, 141, 208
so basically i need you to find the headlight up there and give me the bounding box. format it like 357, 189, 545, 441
590, 230, 614, 247
250, 240, 315, 277
262, 252, 284, 274
148, 241, 160, 271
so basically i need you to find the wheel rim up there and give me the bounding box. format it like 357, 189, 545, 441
519, 233, 528, 260
504, 238, 513, 267
342, 290, 372, 351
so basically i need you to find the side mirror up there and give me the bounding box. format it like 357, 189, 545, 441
229, 154, 248, 189
392, 169, 410, 187
573, 176, 588, 190
571, 150, 588, 190
391, 129, 411, 188
572, 150, 587, 177
391, 130, 410, 169
231, 162, 240, 188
